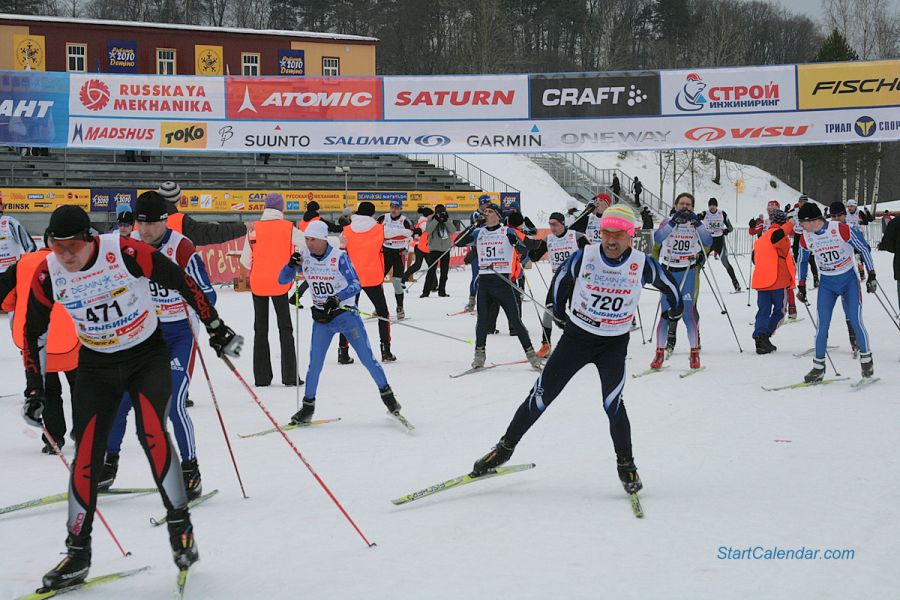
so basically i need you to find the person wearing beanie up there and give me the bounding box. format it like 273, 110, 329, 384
0, 197, 38, 275
789, 195, 819, 287
526, 211, 588, 357
485, 206, 538, 336
698, 197, 741, 292
459, 195, 494, 311
339, 200, 397, 361
841, 198, 872, 282
471, 202, 683, 505
19, 205, 241, 591
650, 192, 713, 371
797, 199, 877, 383
421, 203, 461, 298
640, 206, 654, 230
377, 200, 416, 320
403, 206, 433, 289
455, 203, 542, 370
100, 189, 220, 499
113, 203, 135, 237
292, 200, 343, 309
749, 200, 782, 238
826, 201, 875, 351
157, 181, 248, 246
239, 192, 306, 387
571, 193, 612, 244
750, 209, 795, 354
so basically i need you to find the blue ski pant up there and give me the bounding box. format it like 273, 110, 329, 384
307, 310, 388, 399
657, 267, 701, 349
815, 270, 869, 360
753, 288, 787, 338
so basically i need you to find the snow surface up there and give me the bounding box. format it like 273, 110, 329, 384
1, 252, 899, 600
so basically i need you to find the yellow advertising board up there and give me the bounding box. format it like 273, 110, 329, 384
159, 122, 208, 149
797, 60, 900, 110
12, 34, 45, 71
0, 188, 90, 212
195, 45, 224, 76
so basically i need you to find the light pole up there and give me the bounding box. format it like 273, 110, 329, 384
335, 165, 350, 210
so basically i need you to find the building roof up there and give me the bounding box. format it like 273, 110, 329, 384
0, 13, 379, 44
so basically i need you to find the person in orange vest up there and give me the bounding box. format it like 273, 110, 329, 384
1, 247, 79, 453
750, 209, 795, 354
340, 201, 396, 361
158, 181, 248, 245
402, 206, 433, 283
239, 193, 305, 386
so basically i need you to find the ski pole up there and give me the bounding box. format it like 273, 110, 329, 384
40, 428, 131, 558
746, 254, 754, 307
871, 287, 900, 333
522, 272, 547, 334
294, 275, 302, 412
182, 307, 249, 499
700, 262, 726, 314
800, 300, 841, 376
534, 260, 550, 291
405, 221, 476, 295
341, 306, 472, 344
636, 305, 646, 345
875, 281, 900, 321
486, 266, 566, 326
219, 355, 376, 548
723, 235, 748, 289
700, 263, 743, 353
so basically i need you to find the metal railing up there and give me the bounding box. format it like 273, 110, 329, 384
404, 154, 518, 193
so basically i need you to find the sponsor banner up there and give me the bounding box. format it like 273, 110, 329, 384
225, 76, 382, 120
357, 191, 408, 205
91, 188, 137, 212
499, 192, 521, 214
383, 75, 529, 120
107, 40, 138, 74
1, 71, 69, 147
798, 60, 899, 110
0, 188, 90, 212
69, 74, 226, 119
195, 45, 224, 76
529, 71, 661, 118
196, 237, 246, 284
278, 50, 305, 76
661, 65, 796, 114
160, 121, 207, 149
12, 35, 45, 71
821, 112, 900, 140
68, 118, 157, 148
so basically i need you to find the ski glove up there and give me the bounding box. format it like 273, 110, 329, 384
797, 283, 807, 304
671, 210, 691, 225
689, 212, 702, 227
866, 271, 877, 293
323, 295, 341, 312
207, 319, 243, 358
22, 391, 45, 428
288, 252, 303, 268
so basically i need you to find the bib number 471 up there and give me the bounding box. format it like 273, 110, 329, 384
85, 300, 124, 323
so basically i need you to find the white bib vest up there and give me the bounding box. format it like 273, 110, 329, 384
702, 210, 725, 237
0, 217, 24, 272
660, 223, 700, 268
803, 222, 855, 276
568, 245, 646, 336
132, 230, 190, 323
477, 226, 515, 275
301, 247, 353, 309
585, 214, 603, 245
546, 229, 579, 272
381, 214, 409, 250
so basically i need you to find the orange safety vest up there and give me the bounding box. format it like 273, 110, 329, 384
249, 219, 295, 296
416, 217, 429, 253
343, 224, 385, 287
10, 249, 80, 372
168, 212, 185, 234
751, 225, 795, 291
298, 216, 320, 232
511, 227, 526, 280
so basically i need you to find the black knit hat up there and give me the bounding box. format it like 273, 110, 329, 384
549, 212, 565, 224
771, 209, 788, 225
306, 200, 320, 212
485, 203, 503, 219
708, 197, 718, 206
506, 212, 525, 227
829, 201, 846, 217
135, 191, 169, 223
46, 205, 91, 240
797, 202, 823, 221
356, 201, 376, 217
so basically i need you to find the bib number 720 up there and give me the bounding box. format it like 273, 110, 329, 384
590, 294, 624, 311
85, 300, 124, 323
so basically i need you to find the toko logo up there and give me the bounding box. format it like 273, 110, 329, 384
80, 80, 111, 111
414, 134, 450, 147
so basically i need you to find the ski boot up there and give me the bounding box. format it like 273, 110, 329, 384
787, 305, 798, 321
167, 509, 199, 571
181, 459, 202, 501
536, 342, 552, 358
337, 345, 354, 365
650, 348, 665, 370
291, 398, 316, 424
860, 352, 874, 379
525, 347, 542, 370
665, 328, 677, 356
761, 334, 777, 352
438, 290, 450, 297
381, 342, 397, 362
379, 385, 401, 414
472, 346, 486, 369
97, 453, 119, 491
464, 296, 476, 312
689, 348, 701, 370
617, 456, 643, 494
40, 535, 91, 592
472, 437, 516, 476
732, 280, 741, 293
396, 306, 406, 321
804, 359, 826, 383
754, 336, 774, 355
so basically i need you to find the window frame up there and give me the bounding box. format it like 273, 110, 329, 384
156, 48, 177, 75
66, 43, 87, 73
241, 52, 260, 76
322, 56, 340, 77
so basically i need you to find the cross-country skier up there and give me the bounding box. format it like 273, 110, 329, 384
0, 198, 37, 274
843, 199, 871, 281
461, 195, 492, 312
377, 200, 416, 320
471, 205, 682, 495
570, 193, 611, 245
823, 201, 871, 356
20, 205, 242, 591
790, 195, 819, 288
278, 220, 402, 424
699, 198, 741, 292
796, 201, 876, 382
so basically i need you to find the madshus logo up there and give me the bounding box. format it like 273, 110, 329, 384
323, 134, 450, 147
529, 73, 660, 118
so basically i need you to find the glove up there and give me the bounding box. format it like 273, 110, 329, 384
797, 283, 807, 304
689, 212, 702, 227
671, 209, 691, 225
323, 295, 341, 312
748, 218, 757, 228
866, 271, 876, 293
663, 309, 683, 324
288, 252, 303, 268
695, 250, 706, 268
207, 319, 244, 358
22, 390, 45, 428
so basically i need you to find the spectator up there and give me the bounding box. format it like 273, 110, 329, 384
632, 177, 643, 205
878, 213, 899, 314
640, 206, 654, 230
611, 174, 621, 198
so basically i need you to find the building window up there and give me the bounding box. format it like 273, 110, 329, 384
66, 43, 86, 72
322, 57, 340, 76
242, 52, 260, 76
157, 48, 176, 75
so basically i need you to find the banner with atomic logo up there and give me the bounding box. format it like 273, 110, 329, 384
1, 59, 898, 153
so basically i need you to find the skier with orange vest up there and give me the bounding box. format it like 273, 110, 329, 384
402, 206, 433, 284
750, 209, 795, 354
158, 181, 248, 245
239, 193, 306, 386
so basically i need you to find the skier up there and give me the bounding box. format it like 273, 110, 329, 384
699, 198, 741, 292
99, 191, 218, 498
790, 195, 819, 287
471, 205, 682, 496
0, 198, 37, 274
456, 204, 542, 370
650, 192, 712, 370
824, 201, 870, 355
485, 210, 534, 337
570, 193, 611, 245
528, 212, 587, 357
796, 201, 876, 382
377, 200, 416, 320
750, 210, 794, 354
844, 199, 871, 281
402, 206, 433, 285
291, 200, 344, 307
461, 195, 492, 312
20, 205, 242, 591
113, 204, 134, 237
278, 220, 402, 424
